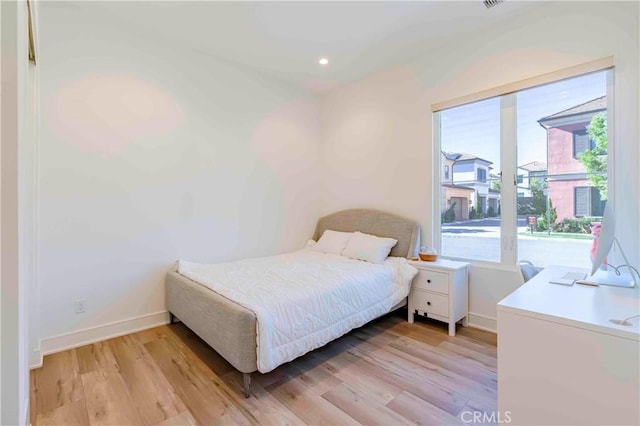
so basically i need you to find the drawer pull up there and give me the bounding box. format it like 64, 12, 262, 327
427, 301, 431, 306
427, 279, 431, 283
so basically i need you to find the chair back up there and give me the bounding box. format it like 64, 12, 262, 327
519, 260, 541, 282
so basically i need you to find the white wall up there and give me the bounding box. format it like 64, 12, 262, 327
1, 0, 31, 423
34, 4, 322, 358
22, 9, 40, 381
320, 1, 640, 331
29, 1, 640, 357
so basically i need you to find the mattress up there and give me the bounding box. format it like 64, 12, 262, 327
176, 248, 417, 373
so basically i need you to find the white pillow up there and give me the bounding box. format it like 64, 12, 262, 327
342, 231, 398, 264
311, 230, 354, 255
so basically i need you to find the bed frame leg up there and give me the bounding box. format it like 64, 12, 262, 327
242, 373, 251, 398
169, 312, 176, 324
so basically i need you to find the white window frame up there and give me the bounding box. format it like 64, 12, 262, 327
432, 59, 615, 268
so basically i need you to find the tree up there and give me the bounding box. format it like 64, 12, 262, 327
530, 179, 547, 215
579, 113, 607, 200
536, 199, 557, 232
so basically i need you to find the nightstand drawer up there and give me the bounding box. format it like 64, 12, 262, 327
412, 270, 449, 294
411, 290, 449, 318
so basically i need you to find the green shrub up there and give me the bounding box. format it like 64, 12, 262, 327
469, 207, 481, 219
535, 200, 557, 231
442, 202, 457, 223
554, 217, 601, 234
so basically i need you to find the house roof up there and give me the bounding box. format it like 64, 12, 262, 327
518, 161, 547, 172
442, 183, 474, 191
442, 151, 493, 165
538, 96, 606, 124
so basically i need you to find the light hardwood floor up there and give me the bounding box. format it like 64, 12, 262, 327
30, 311, 497, 425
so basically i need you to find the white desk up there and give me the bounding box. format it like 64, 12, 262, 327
497, 265, 640, 425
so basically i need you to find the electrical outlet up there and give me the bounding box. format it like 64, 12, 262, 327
74, 299, 86, 314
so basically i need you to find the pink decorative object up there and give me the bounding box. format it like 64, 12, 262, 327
590, 222, 607, 270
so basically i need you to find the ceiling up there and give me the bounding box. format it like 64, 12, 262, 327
45, 1, 541, 93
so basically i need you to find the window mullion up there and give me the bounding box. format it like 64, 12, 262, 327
500, 94, 518, 266
432, 111, 442, 255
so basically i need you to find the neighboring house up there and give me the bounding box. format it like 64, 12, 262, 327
517, 161, 547, 197
441, 152, 474, 221
445, 152, 500, 215
538, 96, 606, 220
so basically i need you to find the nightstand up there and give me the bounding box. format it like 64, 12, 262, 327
408, 259, 469, 336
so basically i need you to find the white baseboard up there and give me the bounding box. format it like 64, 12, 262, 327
467, 312, 497, 333
30, 348, 43, 370
22, 397, 29, 426
30, 309, 490, 370
32, 311, 169, 368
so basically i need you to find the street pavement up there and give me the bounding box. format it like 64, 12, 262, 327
441, 217, 592, 268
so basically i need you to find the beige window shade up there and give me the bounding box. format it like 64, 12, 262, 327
432, 56, 614, 112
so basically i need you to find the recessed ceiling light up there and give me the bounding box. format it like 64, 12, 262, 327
318, 58, 329, 66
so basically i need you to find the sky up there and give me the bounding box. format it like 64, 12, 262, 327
440, 71, 607, 175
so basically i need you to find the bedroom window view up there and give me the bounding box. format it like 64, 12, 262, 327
440, 97, 501, 262
438, 70, 609, 267
516, 72, 608, 268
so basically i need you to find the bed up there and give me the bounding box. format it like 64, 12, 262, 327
165, 208, 420, 397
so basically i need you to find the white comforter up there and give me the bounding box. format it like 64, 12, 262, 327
177, 249, 417, 373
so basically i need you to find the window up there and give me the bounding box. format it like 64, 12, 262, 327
439, 98, 501, 262
435, 67, 611, 268
522, 72, 608, 268
574, 186, 605, 217
574, 187, 591, 216
573, 129, 595, 158
444, 165, 450, 180
477, 168, 487, 183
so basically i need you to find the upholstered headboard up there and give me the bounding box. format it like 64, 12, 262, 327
312, 209, 421, 258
